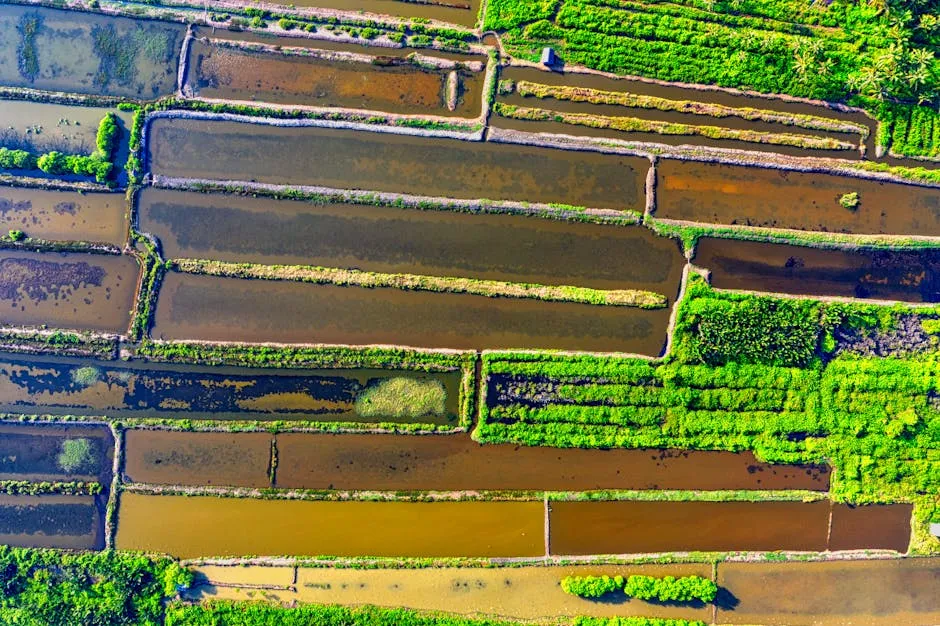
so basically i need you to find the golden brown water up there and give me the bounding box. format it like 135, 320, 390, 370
829, 504, 913, 552
115, 493, 544, 558
0, 186, 127, 246
0, 250, 139, 332
153, 271, 672, 354
138, 188, 684, 292
718, 559, 940, 625
147, 119, 648, 211
0, 5, 183, 99
657, 160, 940, 236
695, 238, 940, 302
188, 39, 483, 117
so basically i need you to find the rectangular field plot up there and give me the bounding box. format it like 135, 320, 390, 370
217, 0, 483, 28
0, 422, 113, 483
147, 119, 647, 211
0, 353, 461, 424
186, 37, 485, 117
0, 5, 183, 98
548, 500, 832, 554
695, 238, 940, 302
656, 160, 940, 236
138, 188, 684, 292
115, 494, 544, 558
153, 271, 672, 353
0, 185, 127, 246
0, 494, 103, 550
829, 504, 913, 552
0, 250, 139, 333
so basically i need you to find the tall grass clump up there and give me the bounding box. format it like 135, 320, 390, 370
355, 377, 447, 419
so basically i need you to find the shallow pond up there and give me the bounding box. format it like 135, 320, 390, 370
0, 249, 139, 333
138, 188, 684, 292
147, 118, 648, 211
0, 185, 127, 246
153, 271, 672, 353
0, 421, 113, 483
0, 493, 103, 550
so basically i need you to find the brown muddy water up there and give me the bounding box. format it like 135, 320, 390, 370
147, 119, 648, 211
153, 271, 672, 353
123, 430, 273, 488
0, 249, 139, 333
499, 66, 874, 156
192, 563, 713, 622
187, 39, 484, 117
119, 429, 829, 491
0, 5, 183, 99
0, 185, 127, 246
213, 0, 483, 27
0, 494, 103, 550
0, 352, 460, 424
718, 558, 940, 625
694, 238, 940, 302
0, 100, 133, 156
656, 160, 940, 236
138, 188, 684, 293
115, 493, 544, 558
0, 421, 113, 483
548, 500, 832, 554
829, 503, 913, 552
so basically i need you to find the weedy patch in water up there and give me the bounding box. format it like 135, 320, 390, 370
16, 13, 42, 83
355, 377, 447, 420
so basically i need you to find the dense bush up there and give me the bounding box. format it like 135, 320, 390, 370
0, 147, 36, 170
94, 111, 121, 161
561, 575, 624, 598
623, 575, 718, 604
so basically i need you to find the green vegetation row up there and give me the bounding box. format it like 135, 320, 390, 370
170, 258, 667, 309
0, 480, 102, 496
876, 101, 940, 159
494, 102, 854, 151
485, 0, 939, 156
165, 601, 704, 626
510, 79, 869, 138
477, 276, 940, 548
561, 574, 717, 603
0, 112, 121, 184
0, 328, 117, 359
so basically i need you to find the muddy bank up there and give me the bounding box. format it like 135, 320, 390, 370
153, 271, 673, 354
147, 117, 647, 211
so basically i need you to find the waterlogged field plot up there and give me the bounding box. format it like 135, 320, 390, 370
495, 67, 868, 159
186, 37, 485, 117
147, 119, 648, 210
695, 238, 940, 302
0, 494, 103, 550
153, 271, 672, 353
138, 188, 684, 292
0, 422, 113, 483
214, 0, 484, 27
0, 5, 183, 98
0, 250, 139, 333
116, 494, 545, 558
0, 100, 133, 157
0, 353, 460, 424
656, 160, 940, 236
0, 186, 128, 246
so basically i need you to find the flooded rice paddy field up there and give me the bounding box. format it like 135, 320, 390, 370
138, 188, 684, 293
147, 119, 647, 210
0, 421, 113, 483
0, 100, 133, 157
548, 500, 912, 555
0, 185, 127, 246
718, 558, 940, 625
656, 160, 940, 236
0, 494, 103, 550
121, 429, 829, 491
695, 238, 940, 302
208, 0, 482, 27
0, 249, 139, 333
0, 352, 460, 424
186, 38, 484, 117
192, 563, 714, 622
115, 494, 545, 558
116, 494, 910, 558
153, 271, 672, 353
0, 5, 183, 98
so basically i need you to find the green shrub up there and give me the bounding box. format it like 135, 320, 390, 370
922, 319, 940, 335
561, 575, 624, 598
71, 365, 102, 387
838, 192, 860, 210
623, 575, 718, 604
7, 230, 25, 242
0, 147, 36, 170
94, 112, 121, 161
57, 438, 95, 473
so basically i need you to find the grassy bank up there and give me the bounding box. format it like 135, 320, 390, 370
494, 102, 856, 152
171, 258, 668, 309
0, 328, 117, 359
